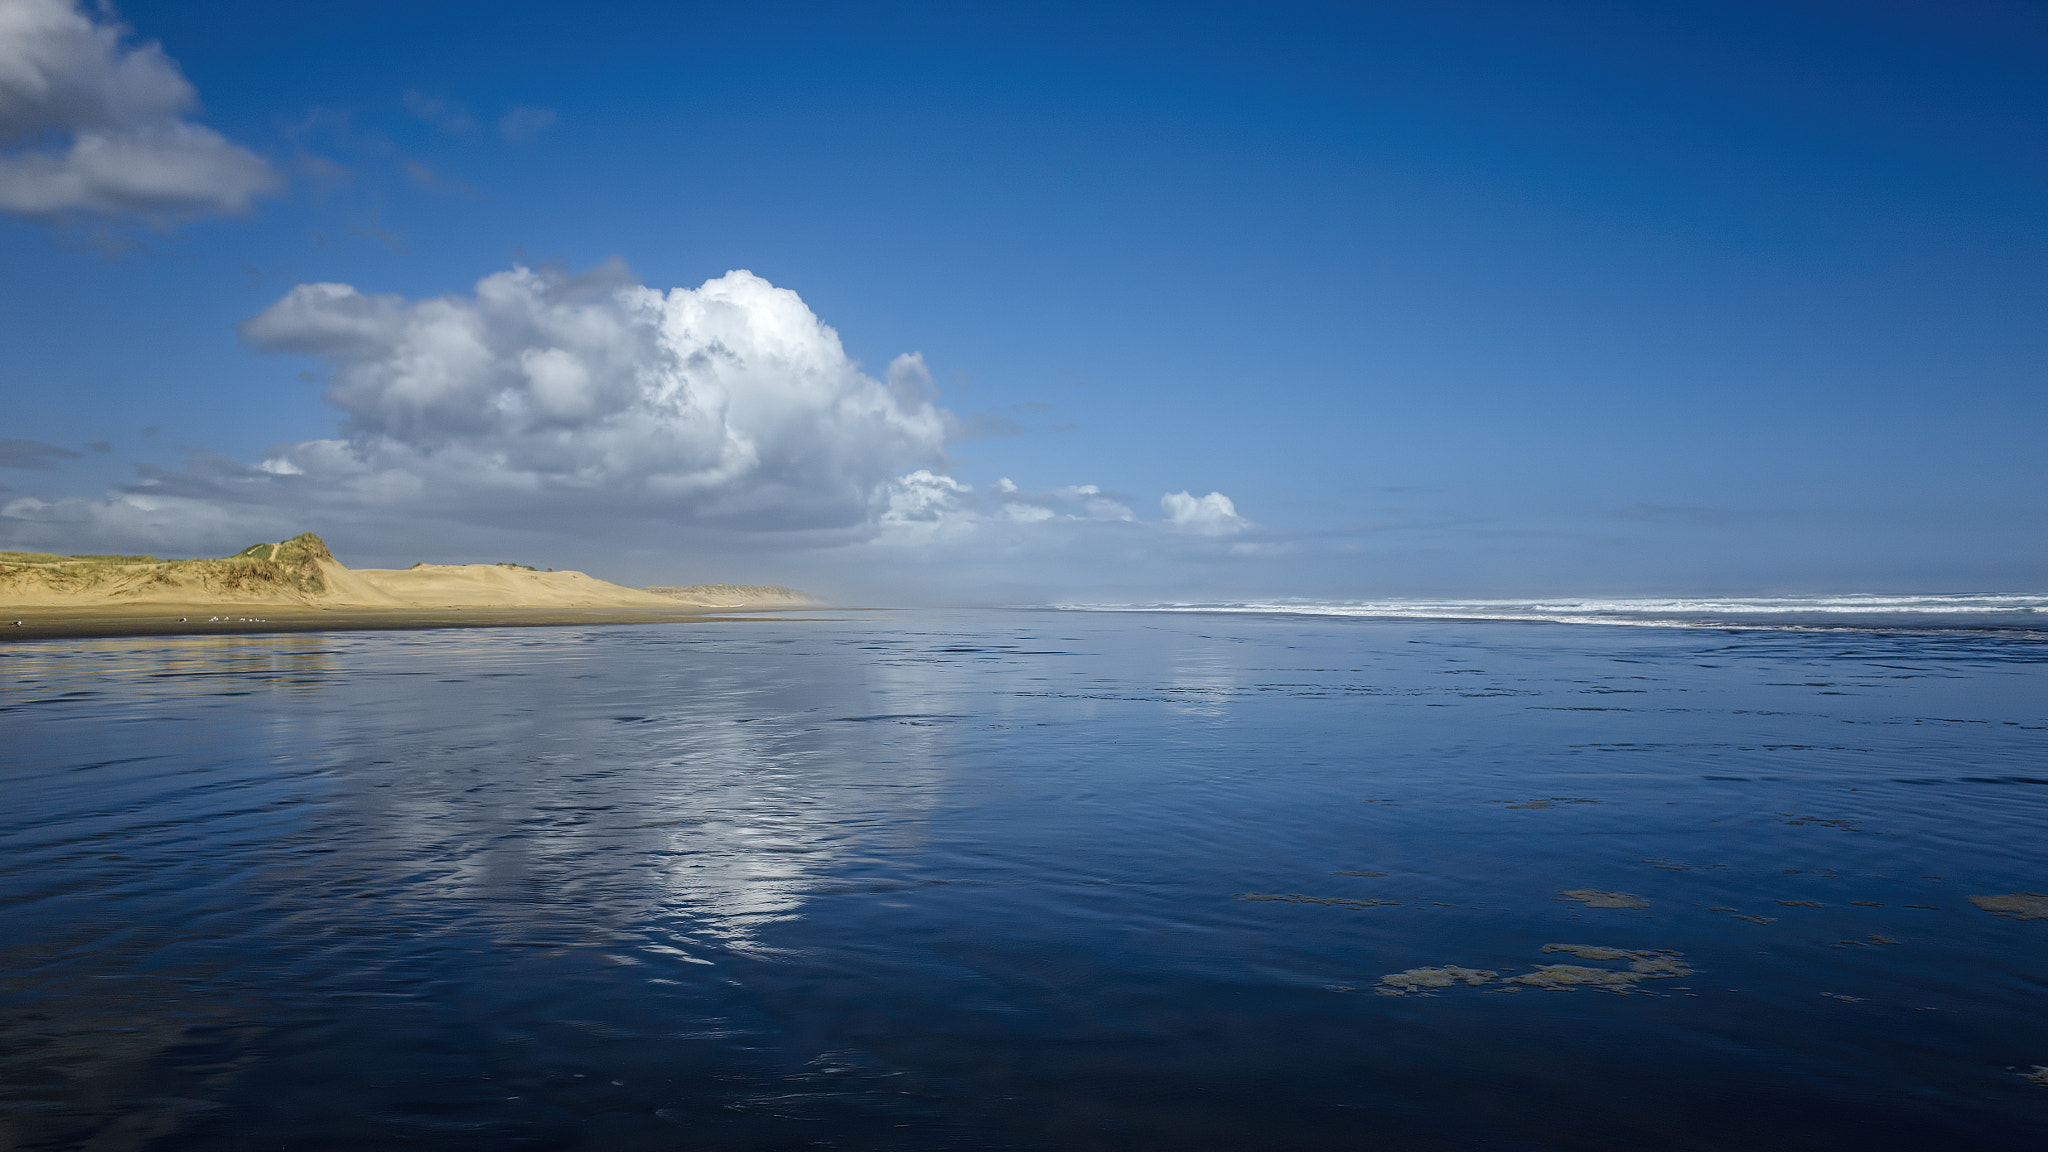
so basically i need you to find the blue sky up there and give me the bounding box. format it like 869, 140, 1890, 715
2, 0, 2044, 602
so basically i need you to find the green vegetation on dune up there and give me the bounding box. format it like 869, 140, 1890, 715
233, 532, 336, 565
0, 533, 337, 602
4, 532, 791, 610
0, 551, 164, 564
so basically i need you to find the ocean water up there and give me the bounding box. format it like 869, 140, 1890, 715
3, 609, 2046, 1150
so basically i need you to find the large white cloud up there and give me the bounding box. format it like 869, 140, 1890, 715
0, 0, 277, 221
235, 263, 952, 532
0, 260, 1259, 598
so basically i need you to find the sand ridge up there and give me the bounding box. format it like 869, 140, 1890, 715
352, 563, 678, 609
1, 533, 812, 618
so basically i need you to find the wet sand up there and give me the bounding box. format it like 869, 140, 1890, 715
0, 602, 822, 642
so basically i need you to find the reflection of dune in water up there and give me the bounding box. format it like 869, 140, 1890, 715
2, 635, 369, 1151
5, 629, 964, 979
0, 632, 339, 705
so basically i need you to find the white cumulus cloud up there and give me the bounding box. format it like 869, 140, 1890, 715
0, 0, 277, 222
877, 469, 974, 538
232, 262, 951, 532
1161, 490, 1250, 535
0, 256, 1266, 600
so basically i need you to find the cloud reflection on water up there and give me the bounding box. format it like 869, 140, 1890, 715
257, 628, 965, 957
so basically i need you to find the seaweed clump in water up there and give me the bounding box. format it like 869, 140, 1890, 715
1538, 943, 1691, 976
1375, 966, 1498, 996
1504, 965, 1641, 991
1501, 944, 1692, 992
1967, 893, 2048, 920
1375, 944, 1690, 997
1557, 889, 1650, 909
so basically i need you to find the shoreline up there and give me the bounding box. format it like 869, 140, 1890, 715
0, 603, 827, 643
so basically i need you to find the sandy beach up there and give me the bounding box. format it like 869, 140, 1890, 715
0, 603, 801, 642
0, 533, 815, 641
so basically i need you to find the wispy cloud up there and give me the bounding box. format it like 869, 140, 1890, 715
401, 90, 474, 135
1613, 504, 1728, 527
497, 104, 556, 143
401, 158, 473, 196
0, 439, 82, 469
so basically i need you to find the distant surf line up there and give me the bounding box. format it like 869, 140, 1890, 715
1050, 594, 2048, 633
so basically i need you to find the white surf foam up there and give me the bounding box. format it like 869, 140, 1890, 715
1053, 594, 2048, 630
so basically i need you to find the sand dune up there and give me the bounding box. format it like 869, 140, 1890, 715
353, 563, 677, 608
0, 533, 385, 608
1, 533, 806, 613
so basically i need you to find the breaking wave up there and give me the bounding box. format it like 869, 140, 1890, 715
1055, 594, 2048, 632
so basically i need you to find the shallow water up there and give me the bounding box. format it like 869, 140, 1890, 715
3, 611, 2046, 1150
